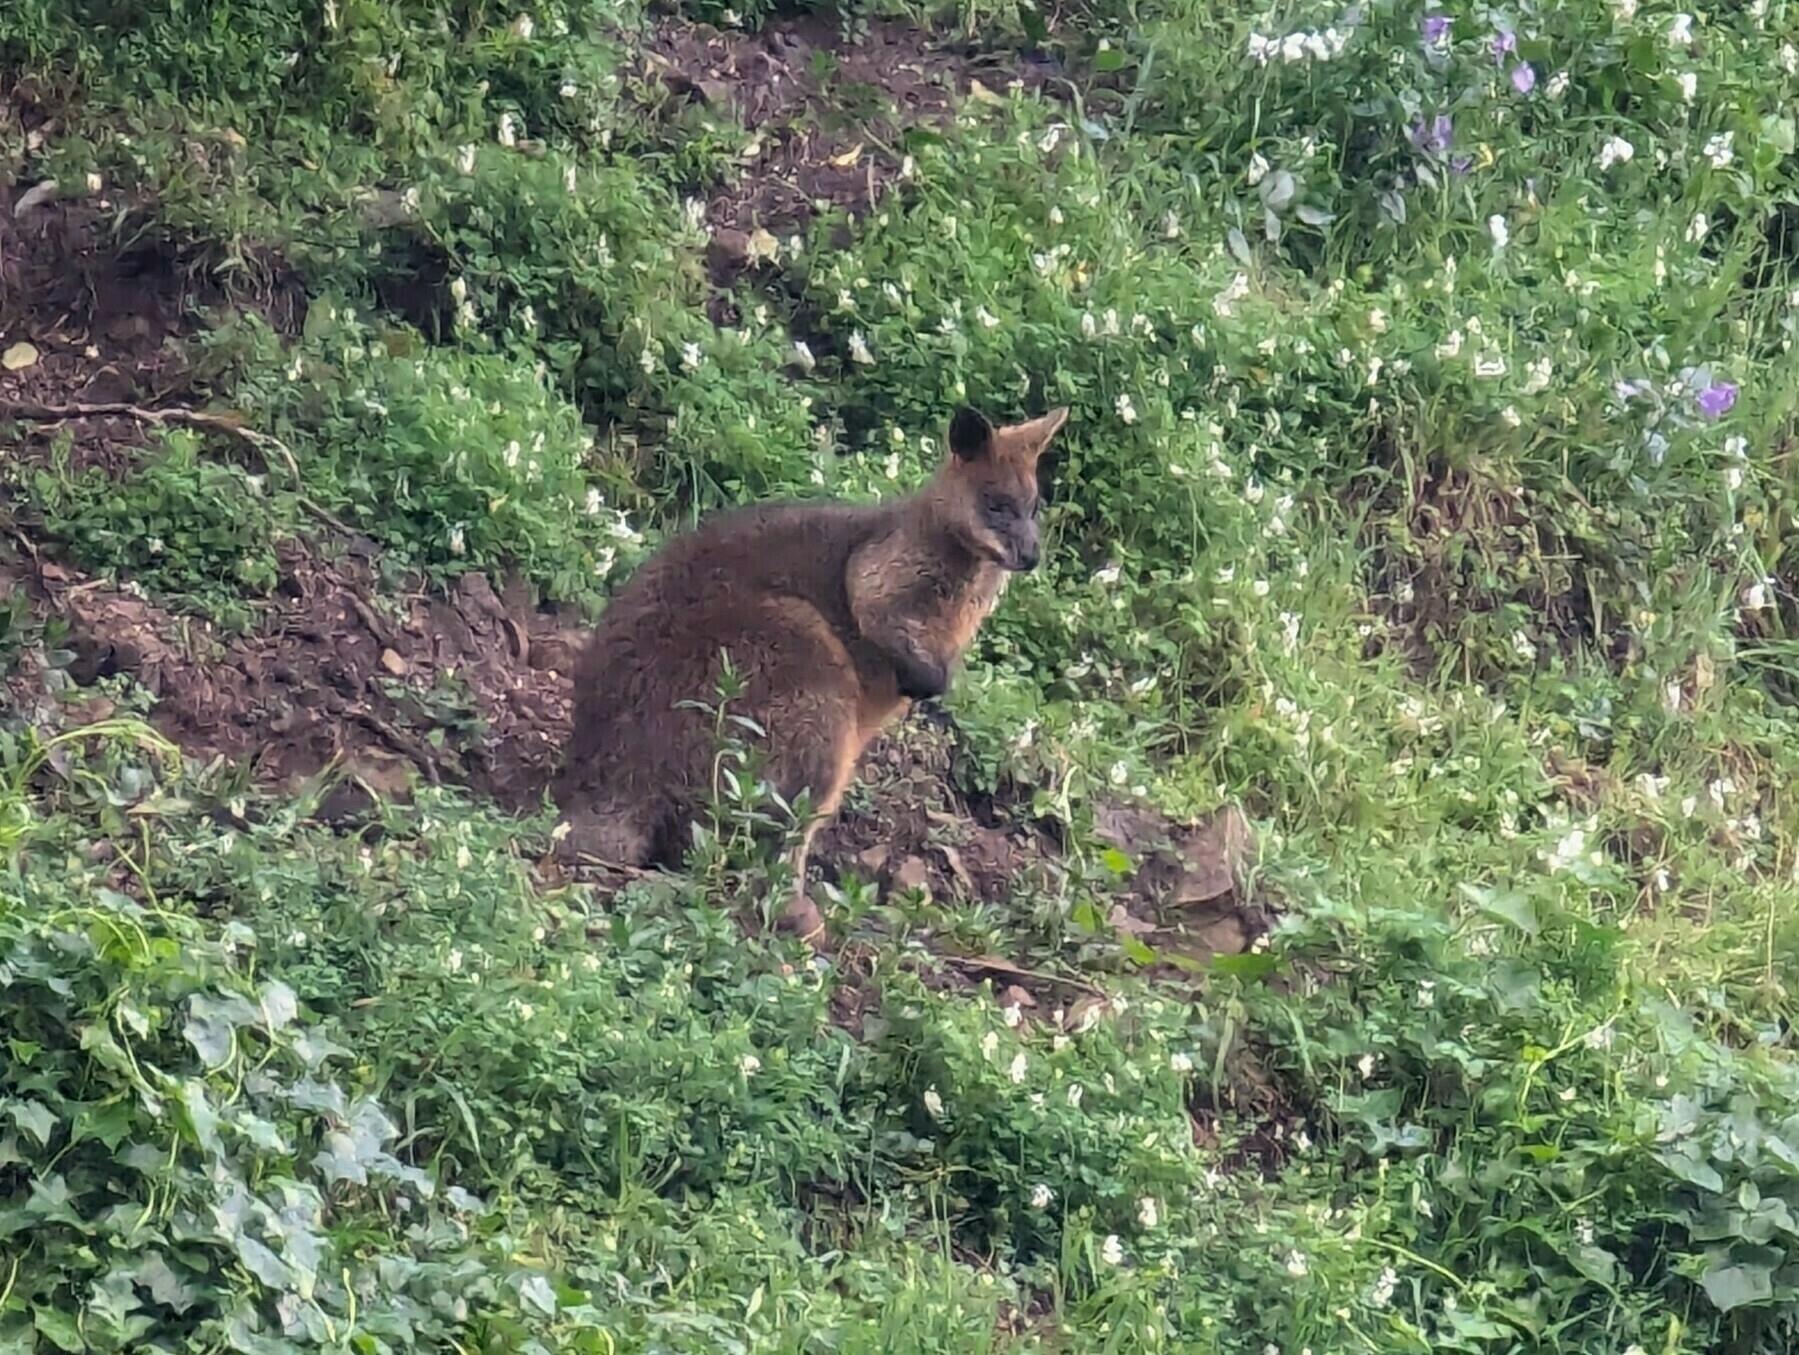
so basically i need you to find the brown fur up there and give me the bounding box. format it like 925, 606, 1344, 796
552, 404, 1070, 942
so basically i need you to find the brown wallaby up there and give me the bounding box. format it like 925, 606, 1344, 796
552, 404, 1070, 945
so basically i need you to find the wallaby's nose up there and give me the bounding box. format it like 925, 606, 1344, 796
1016, 542, 1040, 571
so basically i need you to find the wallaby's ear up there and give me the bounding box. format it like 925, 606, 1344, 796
1015, 406, 1070, 459
949, 406, 996, 461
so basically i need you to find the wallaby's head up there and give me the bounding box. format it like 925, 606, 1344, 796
932, 405, 1070, 572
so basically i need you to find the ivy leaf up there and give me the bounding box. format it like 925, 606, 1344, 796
258, 980, 298, 1032
32, 1306, 84, 1353
518, 1273, 558, 1317
7, 1098, 57, 1147
183, 995, 242, 1070
235, 1236, 293, 1291
1701, 1261, 1773, 1312
136, 1252, 200, 1314
1656, 1146, 1724, 1193
175, 1079, 221, 1157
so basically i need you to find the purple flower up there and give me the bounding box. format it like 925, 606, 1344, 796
1410, 113, 1455, 156
1696, 381, 1738, 418
1492, 30, 1517, 61
1451, 154, 1474, 177
1422, 13, 1451, 44
1511, 63, 1537, 93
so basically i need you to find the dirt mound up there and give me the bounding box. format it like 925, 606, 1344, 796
643, 15, 1060, 261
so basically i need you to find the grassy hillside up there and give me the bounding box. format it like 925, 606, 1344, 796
3, 0, 1799, 1350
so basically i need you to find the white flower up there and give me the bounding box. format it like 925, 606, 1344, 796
1667, 11, 1693, 45
1703, 131, 1735, 169
1521, 356, 1553, 394
1066, 1083, 1084, 1108
1416, 980, 1436, 1008
1031, 1183, 1054, 1209
1687, 212, 1711, 243
1170, 1051, 1194, 1073
638, 346, 657, 375
512, 11, 535, 39
1093, 564, 1121, 585
1488, 214, 1509, 249
792, 340, 816, 372
1613, 0, 1637, 18
1357, 1053, 1376, 1078
923, 1087, 944, 1118
1115, 393, 1138, 424
497, 112, 518, 147
740, 1053, 762, 1075
1009, 1052, 1028, 1084
1676, 71, 1697, 101
457, 143, 478, 175
448, 525, 467, 557
1137, 1197, 1160, 1228
848, 331, 874, 366
1783, 43, 1799, 74
1101, 1234, 1125, 1265
1371, 1266, 1398, 1307
1546, 70, 1570, 97
1213, 272, 1251, 316
1285, 1249, 1308, 1277
975, 305, 999, 328
980, 1030, 1000, 1059
1248, 151, 1270, 185
680, 341, 703, 372
1597, 135, 1635, 170
560, 81, 579, 99
1109, 761, 1129, 785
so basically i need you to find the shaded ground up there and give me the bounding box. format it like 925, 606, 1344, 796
642, 15, 1061, 274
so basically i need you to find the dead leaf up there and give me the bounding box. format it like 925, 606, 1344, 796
1000, 983, 1036, 1010
379, 648, 408, 677
936, 842, 975, 895
1107, 904, 1158, 937
2, 342, 41, 371
745, 228, 780, 264
13, 179, 58, 216
828, 143, 864, 169
893, 856, 931, 894
967, 78, 1006, 107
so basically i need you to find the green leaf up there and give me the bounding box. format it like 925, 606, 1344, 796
1656, 1147, 1724, 1193
518, 1273, 558, 1317
136, 1252, 200, 1314
1701, 1261, 1774, 1312
258, 979, 298, 1031
33, 1306, 84, 1352
1459, 882, 1538, 937
1568, 1242, 1618, 1286
235, 1236, 293, 1291
7, 1098, 56, 1147
183, 995, 241, 1069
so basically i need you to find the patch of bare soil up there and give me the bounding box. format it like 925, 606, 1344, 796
0, 194, 305, 434
641, 15, 1060, 265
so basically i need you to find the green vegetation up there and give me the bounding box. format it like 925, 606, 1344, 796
3, 0, 1798, 1350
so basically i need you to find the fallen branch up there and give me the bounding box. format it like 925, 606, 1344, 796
1, 398, 301, 481
2, 397, 365, 541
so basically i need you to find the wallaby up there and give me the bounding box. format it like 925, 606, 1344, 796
552, 404, 1070, 946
